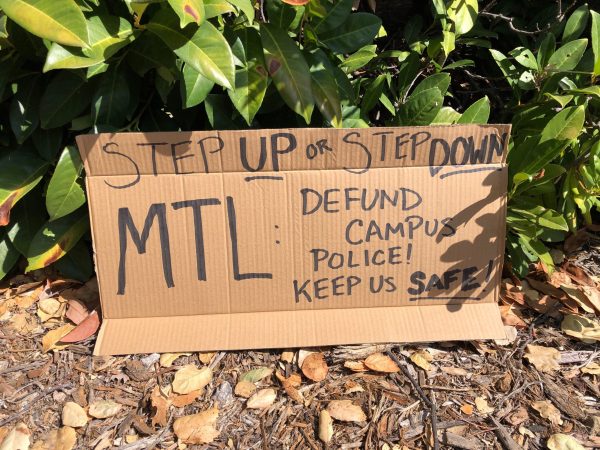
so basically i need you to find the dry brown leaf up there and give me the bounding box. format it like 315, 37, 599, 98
0, 423, 30, 450
364, 353, 399, 373
560, 284, 596, 313
159, 353, 190, 368
172, 365, 212, 395
524, 345, 560, 373
37, 298, 63, 321
150, 386, 171, 427
173, 408, 219, 445
318, 410, 333, 443
581, 362, 600, 374
410, 350, 433, 370
561, 314, 600, 343
171, 390, 203, 408
499, 304, 528, 328
344, 380, 364, 394
344, 360, 369, 372
280, 351, 294, 363
532, 400, 563, 425
8, 312, 40, 335
42, 324, 76, 352
62, 402, 88, 428
65, 299, 88, 325
275, 372, 303, 403
507, 406, 529, 426
460, 404, 474, 415
475, 397, 494, 415
441, 366, 468, 376
297, 349, 314, 366
581, 286, 600, 313
88, 400, 122, 419
234, 381, 256, 398
301, 353, 328, 382
54, 427, 77, 450
198, 352, 216, 364
246, 388, 276, 409
327, 400, 366, 423
547, 433, 585, 450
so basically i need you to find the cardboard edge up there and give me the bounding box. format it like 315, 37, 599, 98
94, 303, 506, 355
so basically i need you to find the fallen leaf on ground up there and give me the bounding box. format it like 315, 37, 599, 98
499, 304, 528, 328
281, 351, 294, 363
560, 284, 596, 313
173, 408, 219, 444
234, 381, 256, 398
344, 380, 364, 394
460, 404, 474, 415
581, 286, 600, 313
275, 372, 303, 403
247, 388, 276, 409
8, 312, 40, 335
344, 360, 369, 372
159, 353, 190, 368
171, 389, 203, 408
64, 299, 89, 325
37, 298, 63, 321
301, 353, 328, 382
198, 352, 216, 364
172, 365, 212, 395
60, 310, 100, 343
532, 400, 563, 425
42, 324, 76, 352
581, 362, 600, 374
62, 402, 88, 428
240, 367, 273, 383
318, 410, 333, 443
547, 433, 585, 450
441, 367, 468, 376
475, 397, 494, 414
524, 344, 560, 373
561, 314, 600, 343
52, 427, 77, 450
0, 423, 30, 450
150, 386, 171, 427
88, 400, 122, 419
508, 406, 529, 425
364, 353, 399, 373
327, 400, 366, 422
297, 349, 314, 367
410, 350, 433, 370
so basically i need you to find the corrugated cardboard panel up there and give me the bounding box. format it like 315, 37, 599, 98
76, 126, 510, 355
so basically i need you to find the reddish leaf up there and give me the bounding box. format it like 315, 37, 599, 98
65, 299, 89, 325
60, 310, 100, 343
281, 0, 310, 5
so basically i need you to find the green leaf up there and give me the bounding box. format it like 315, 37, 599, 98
412, 73, 450, 96
361, 74, 386, 115
266, 0, 304, 30
562, 4, 589, 42
540, 105, 585, 142
341, 45, 377, 72
447, 0, 478, 35
311, 0, 352, 33
518, 234, 554, 271
180, 64, 214, 108
546, 39, 587, 72
53, 240, 93, 282
26, 208, 89, 271
227, 27, 268, 125
32, 128, 63, 161
127, 32, 177, 76
0, 230, 19, 281
0, 0, 89, 47
509, 47, 538, 71
536, 33, 555, 69
167, 0, 205, 27
397, 87, 443, 126
6, 187, 46, 255
240, 367, 273, 382
92, 66, 130, 126
490, 48, 519, 88
46, 146, 85, 221
260, 23, 314, 123
147, 9, 235, 89
227, 0, 255, 23
43, 15, 134, 72
40, 71, 92, 129
307, 48, 342, 127
203, 0, 236, 18
0, 149, 49, 226
457, 96, 490, 124
9, 76, 42, 144
591, 11, 600, 76
318, 13, 382, 54
432, 106, 461, 124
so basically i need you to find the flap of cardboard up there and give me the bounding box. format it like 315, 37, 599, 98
76, 125, 510, 355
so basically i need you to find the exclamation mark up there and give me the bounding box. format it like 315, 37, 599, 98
406, 243, 413, 264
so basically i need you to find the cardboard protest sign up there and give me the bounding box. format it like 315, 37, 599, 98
76, 125, 510, 355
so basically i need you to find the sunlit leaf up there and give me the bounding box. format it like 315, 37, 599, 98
318, 13, 381, 54
46, 146, 85, 221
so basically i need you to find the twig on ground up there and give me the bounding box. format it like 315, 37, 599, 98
489, 416, 524, 450
0, 383, 73, 427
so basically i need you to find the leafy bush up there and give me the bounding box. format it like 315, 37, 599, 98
0, 0, 598, 281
